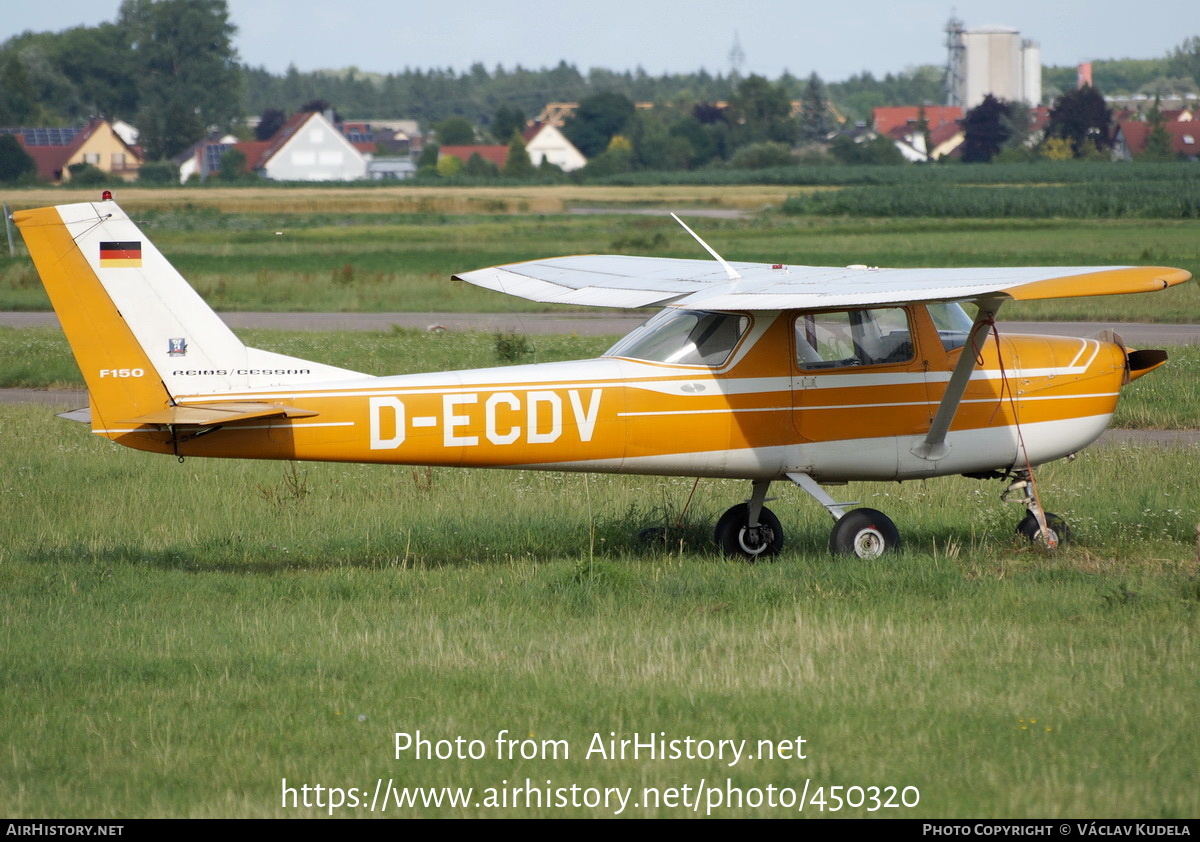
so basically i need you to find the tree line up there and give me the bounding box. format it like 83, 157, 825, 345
1, 0, 1197, 171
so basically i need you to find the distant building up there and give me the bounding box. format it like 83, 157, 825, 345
1105, 93, 1198, 118
873, 107, 964, 162
176, 133, 238, 183
2, 120, 142, 183
439, 128, 588, 173
178, 111, 370, 182
253, 111, 370, 181
367, 158, 417, 180
522, 122, 586, 172
873, 107, 962, 137
353, 119, 419, 155
946, 18, 1041, 109
1113, 121, 1200, 161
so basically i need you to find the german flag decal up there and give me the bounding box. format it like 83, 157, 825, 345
99, 241, 142, 268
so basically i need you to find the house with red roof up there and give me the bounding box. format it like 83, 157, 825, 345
873, 106, 962, 137
1113, 121, 1200, 161
439, 124, 588, 174
2, 120, 141, 183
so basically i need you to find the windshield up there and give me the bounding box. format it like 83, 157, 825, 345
606, 309, 750, 366
926, 301, 975, 351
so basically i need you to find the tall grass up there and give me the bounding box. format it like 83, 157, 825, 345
782, 181, 1200, 219
3, 211, 1197, 319
1, 402, 1197, 817
591, 160, 1200, 188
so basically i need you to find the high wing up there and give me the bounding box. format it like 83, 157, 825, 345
454, 255, 1191, 310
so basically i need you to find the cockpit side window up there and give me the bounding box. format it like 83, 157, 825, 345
795, 308, 913, 369
606, 310, 750, 367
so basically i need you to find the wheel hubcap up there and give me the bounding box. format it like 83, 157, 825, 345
853, 527, 886, 559
738, 527, 772, 556
1035, 528, 1059, 550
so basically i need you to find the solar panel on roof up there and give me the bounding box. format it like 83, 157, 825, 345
204, 143, 232, 173
21, 127, 81, 146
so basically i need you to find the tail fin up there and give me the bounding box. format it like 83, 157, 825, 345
14, 201, 361, 432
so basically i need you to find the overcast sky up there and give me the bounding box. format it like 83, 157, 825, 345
3, 0, 1192, 82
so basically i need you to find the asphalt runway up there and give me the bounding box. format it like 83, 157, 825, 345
3, 311, 1200, 345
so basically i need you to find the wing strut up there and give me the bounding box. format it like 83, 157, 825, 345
912, 298, 1004, 461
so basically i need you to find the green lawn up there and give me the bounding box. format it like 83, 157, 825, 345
3, 189, 1197, 819
3, 210, 1197, 320
1, 401, 1197, 818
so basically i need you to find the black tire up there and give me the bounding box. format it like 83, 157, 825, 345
713, 503, 784, 560
828, 508, 900, 559
1016, 512, 1071, 548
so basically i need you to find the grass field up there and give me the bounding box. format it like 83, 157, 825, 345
2, 183, 794, 216
3, 189, 1198, 320
2, 185, 1198, 819
1, 400, 1197, 818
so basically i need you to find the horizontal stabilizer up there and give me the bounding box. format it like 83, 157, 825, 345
121, 402, 319, 427
57, 407, 92, 424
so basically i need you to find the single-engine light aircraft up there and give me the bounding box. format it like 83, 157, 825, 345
14, 200, 1191, 558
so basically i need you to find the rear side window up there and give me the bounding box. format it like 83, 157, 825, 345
795, 308, 913, 369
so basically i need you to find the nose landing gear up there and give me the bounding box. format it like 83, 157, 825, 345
709, 467, 1067, 561
1004, 471, 1071, 549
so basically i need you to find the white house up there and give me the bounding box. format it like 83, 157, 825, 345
522, 122, 587, 172
255, 111, 369, 181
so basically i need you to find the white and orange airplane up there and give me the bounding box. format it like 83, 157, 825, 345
14, 199, 1191, 559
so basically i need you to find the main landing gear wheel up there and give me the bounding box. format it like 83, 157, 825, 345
1015, 512, 1071, 549
829, 508, 900, 559
714, 503, 784, 561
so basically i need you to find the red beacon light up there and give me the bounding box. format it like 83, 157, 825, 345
101, 190, 113, 201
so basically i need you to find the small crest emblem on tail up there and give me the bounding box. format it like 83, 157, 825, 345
168, 337, 188, 357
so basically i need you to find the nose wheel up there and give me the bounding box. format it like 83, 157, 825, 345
1004, 471, 1070, 550
1015, 512, 1071, 548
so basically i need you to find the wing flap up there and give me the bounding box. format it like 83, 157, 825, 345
121, 402, 319, 427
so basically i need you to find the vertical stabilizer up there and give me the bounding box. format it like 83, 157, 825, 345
14, 201, 362, 431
